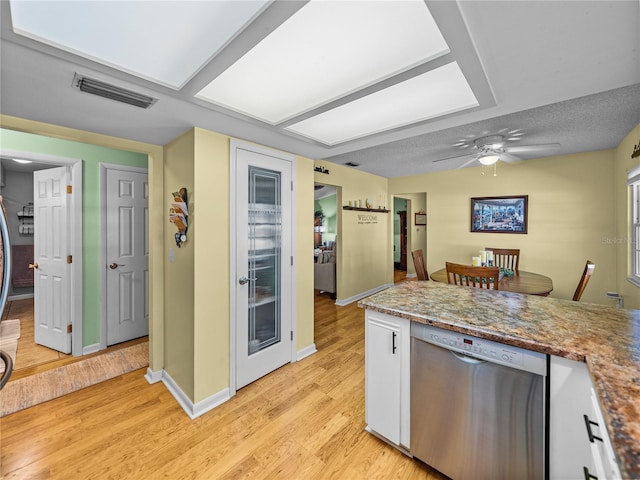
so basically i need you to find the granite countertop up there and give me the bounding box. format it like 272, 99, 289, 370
358, 281, 640, 479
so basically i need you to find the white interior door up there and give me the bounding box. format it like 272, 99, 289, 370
234, 145, 293, 389
33, 166, 71, 353
105, 168, 148, 346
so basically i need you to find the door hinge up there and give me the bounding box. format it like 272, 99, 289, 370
291, 181, 293, 191
290, 331, 293, 341
66, 185, 72, 194
67, 255, 73, 264
67, 324, 73, 334
291, 256, 294, 266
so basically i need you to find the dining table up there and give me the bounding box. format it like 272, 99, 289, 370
430, 268, 553, 296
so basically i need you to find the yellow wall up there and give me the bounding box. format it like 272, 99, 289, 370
164, 130, 196, 398
313, 160, 391, 301
614, 124, 640, 309
192, 129, 232, 402
390, 151, 618, 304
296, 156, 316, 350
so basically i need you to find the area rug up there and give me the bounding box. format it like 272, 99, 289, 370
0, 319, 20, 340
0, 341, 148, 416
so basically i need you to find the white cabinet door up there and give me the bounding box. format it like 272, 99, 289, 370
588, 387, 622, 480
549, 356, 621, 480
365, 310, 410, 448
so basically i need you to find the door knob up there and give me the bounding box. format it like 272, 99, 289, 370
28, 263, 39, 270
238, 276, 257, 285
109, 263, 125, 270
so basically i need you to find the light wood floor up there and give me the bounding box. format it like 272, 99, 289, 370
1, 298, 71, 372
1, 298, 147, 382
0, 292, 446, 479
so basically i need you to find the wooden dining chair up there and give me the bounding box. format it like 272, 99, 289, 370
572, 261, 595, 301
411, 249, 429, 281
445, 262, 500, 290
485, 248, 520, 272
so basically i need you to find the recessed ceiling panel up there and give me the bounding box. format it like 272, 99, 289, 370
196, 0, 449, 124
285, 62, 479, 145
9, 0, 270, 89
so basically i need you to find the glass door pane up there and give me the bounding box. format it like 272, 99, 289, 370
248, 166, 281, 355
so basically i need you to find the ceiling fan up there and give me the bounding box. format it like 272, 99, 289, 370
432, 134, 561, 169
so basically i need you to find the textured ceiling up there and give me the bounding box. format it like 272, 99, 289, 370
328, 83, 640, 177
1, 1, 639, 178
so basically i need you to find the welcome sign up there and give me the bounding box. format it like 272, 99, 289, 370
357, 214, 378, 225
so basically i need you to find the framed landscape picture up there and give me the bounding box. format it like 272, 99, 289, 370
471, 195, 528, 234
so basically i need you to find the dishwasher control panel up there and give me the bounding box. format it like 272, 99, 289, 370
411, 322, 547, 375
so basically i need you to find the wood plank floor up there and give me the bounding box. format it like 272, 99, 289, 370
1, 298, 147, 382
0, 292, 446, 479
1, 298, 71, 372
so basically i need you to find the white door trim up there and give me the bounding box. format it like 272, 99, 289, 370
0, 148, 83, 356
229, 139, 297, 397
99, 163, 148, 350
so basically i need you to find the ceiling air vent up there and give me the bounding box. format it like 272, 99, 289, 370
344, 162, 360, 167
72, 74, 158, 109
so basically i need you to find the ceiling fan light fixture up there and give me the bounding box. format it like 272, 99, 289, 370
478, 154, 500, 165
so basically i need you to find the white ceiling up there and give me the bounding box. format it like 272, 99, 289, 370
1, 1, 639, 178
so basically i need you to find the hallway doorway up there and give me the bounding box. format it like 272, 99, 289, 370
393, 197, 409, 272
314, 183, 338, 300
0, 151, 82, 356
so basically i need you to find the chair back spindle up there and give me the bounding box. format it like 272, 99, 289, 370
486, 248, 520, 272
445, 262, 500, 290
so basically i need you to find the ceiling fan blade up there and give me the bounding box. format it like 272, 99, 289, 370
500, 152, 522, 164
432, 152, 475, 163
457, 156, 479, 169
505, 143, 561, 154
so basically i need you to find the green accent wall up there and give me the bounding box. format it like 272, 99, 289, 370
314, 194, 337, 244
0, 128, 148, 347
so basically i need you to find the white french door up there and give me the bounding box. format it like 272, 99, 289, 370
105, 167, 149, 346
33, 166, 71, 353
233, 142, 294, 390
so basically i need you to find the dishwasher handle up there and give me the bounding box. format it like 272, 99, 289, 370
450, 350, 488, 365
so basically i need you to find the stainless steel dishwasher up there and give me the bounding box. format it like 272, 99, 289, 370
410, 322, 547, 480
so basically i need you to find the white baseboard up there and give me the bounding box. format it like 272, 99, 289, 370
406, 273, 417, 279
145, 368, 163, 384
335, 284, 393, 306
7, 293, 34, 301
82, 343, 101, 355
296, 343, 317, 361
161, 370, 232, 420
